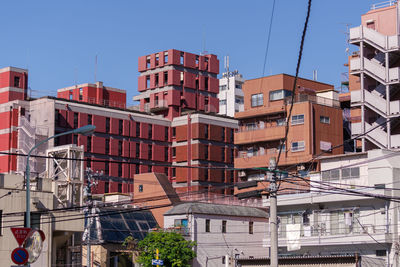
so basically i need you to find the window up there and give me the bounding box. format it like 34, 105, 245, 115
291, 141, 305, 152
180, 72, 184, 86
14, 76, 20, 87
148, 124, 152, 139
172, 147, 176, 158
322, 169, 340, 181
221, 147, 225, 162
376, 250, 387, 257
204, 145, 209, 159
136, 122, 140, 137
219, 85, 227, 91
165, 127, 169, 141
105, 162, 109, 175
88, 114, 92, 125
172, 167, 176, 177
320, 116, 330, 124
148, 165, 153, 172
73, 134, 78, 145
205, 169, 209, 181
73, 113, 78, 128
146, 57, 150, 69
291, 114, 304, 125
148, 144, 152, 160
221, 127, 225, 141
69, 92, 73, 100
251, 93, 263, 107
138, 185, 143, 192
205, 77, 209, 91
205, 219, 210, 232
104, 182, 109, 193
172, 127, 176, 138
135, 164, 139, 174
155, 53, 159, 66
230, 149, 234, 162
31, 212, 41, 230
119, 120, 123, 135
154, 73, 159, 87
79, 88, 83, 100
146, 75, 150, 89
249, 221, 254, 234
55, 109, 60, 126
165, 147, 169, 161
235, 83, 242, 89
222, 220, 227, 233
235, 97, 243, 104
180, 52, 184, 65
330, 210, 360, 235
86, 157, 91, 169
164, 71, 168, 84
118, 183, 122, 193
118, 141, 122, 156
118, 163, 122, 177
106, 118, 110, 133
136, 143, 140, 158
342, 167, 360, 179
219, 99, 226, 105
164, 167, 168, 175
105, 139, 110, 154
269, 89, 292, 101
164, 52, 168, 64
205, 125, 209, 139
87, 137, 92, 152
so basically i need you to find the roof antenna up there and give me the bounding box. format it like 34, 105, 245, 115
201, 26, 208, 55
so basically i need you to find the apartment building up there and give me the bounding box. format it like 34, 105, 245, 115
218, 70, 245, 117
259, 149, 399, 267
164, 202, 269, 267
348, 1, 400, 151
0, 49, 237, 196
234, 74, 343, 194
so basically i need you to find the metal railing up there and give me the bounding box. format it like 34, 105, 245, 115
285, 94, 340, 108
237, 123, 286, 133
371, 0, 396, 9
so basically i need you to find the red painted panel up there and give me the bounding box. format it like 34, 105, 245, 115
170, 49, 181, 65
153, 145, 164, 161
209, 77, 219, 94
210, 97, 219, 113
208, 55, 219, 74
0, 71, 11, 88
59, 109, 68, 128
167, 89, 181, 106
8, 91, 25, 102
123, 140, 129, 157
159, 51, 165, 66
183, 91, 196, 109
93, 115, 106, 133
123, 120, 130, 136
153, 125, 165, 141
150, 53, 156, 69
79, 113, 88, 128
91, 136, 104, 154
110, 118, 119, 135
170, 70, 181, 86
159, 70, 165, 87
0, 111, 12, 129
129, 141, 136, 158
0, 155, 17, 172
141, 123, 148, 139
110, 138, 119, 156
138, 76, 146, 92
110, 161, 118, 177
138, 56, 147, 72
184, 52, 196, 69
184, 72, 196, 89
123, 163, 129, 178
198, 75, 205, 91
150, 73, 156, 89
198, 94, 205, 111
140, 143, 148, 159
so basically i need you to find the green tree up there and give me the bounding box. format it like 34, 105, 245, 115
135, 230, 196, 267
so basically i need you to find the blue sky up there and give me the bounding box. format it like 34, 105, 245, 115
0, 0, 382, 105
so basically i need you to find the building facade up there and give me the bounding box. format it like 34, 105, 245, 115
218, 70, 244, 117
349, 2, 400, 151
234, 74, 343, 195
164, 202, 269, 267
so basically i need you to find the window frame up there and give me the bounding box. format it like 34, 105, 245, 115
251, 93, 263, 107
291, 114, 305, 125
291, 141, 305, 152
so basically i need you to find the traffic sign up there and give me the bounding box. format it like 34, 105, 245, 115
152, 259, 164, 265
11, 247, 29, 265
11, 228, 31, 246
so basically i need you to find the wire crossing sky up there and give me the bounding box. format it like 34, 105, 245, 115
0, 0, 380, 105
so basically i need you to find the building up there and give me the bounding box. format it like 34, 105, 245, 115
0, 173, 84, 266
234, 74, 343, 195
0, 49, 237, 196
259, 149, 399, 267
218, 70, 245, 117
163, 202, 269, 267
348, 1, 400, 151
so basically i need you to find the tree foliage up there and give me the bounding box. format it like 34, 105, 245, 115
135, 230, 196, 267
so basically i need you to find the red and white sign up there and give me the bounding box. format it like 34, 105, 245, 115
11, 228, 31, 246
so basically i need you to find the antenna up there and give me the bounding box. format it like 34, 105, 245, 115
74, 67, 78, 86
201, 26, 208, 55
312, 70, 317, 81
94, 54, 98, 83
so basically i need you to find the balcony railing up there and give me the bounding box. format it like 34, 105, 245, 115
237, 147, 282, 159
285, 94, 340, 108
151, 99, 169, 111
237, 123, 286, 133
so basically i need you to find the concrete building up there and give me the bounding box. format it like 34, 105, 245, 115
218, 70, 244, 117
164, 202, 269, 267
348, 1, 400, 151
259, 149, 400, 267
234, 74, 343, 195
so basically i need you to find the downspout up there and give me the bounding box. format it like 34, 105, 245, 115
8, 106, 12, 172
187, 114, 192, 194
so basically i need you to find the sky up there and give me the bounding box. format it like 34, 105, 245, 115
0, 0, 384, 106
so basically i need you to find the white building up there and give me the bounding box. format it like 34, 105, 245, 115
164, 202, 269, 267
260, 149, 400, 267
218, 70, 244, 117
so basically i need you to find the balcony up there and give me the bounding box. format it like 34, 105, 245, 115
235, 125, 286, 145
150, 99, 169, 112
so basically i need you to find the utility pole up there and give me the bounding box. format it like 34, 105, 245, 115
84, 169, 95, 267
269, 157, 278, 267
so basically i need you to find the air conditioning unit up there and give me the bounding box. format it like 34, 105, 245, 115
297, 165, 305, 171
238, 171, 246, 177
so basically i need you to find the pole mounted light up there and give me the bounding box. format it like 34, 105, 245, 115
25, 124, 96, 227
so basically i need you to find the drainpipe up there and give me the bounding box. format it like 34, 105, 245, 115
187, 114, 192, 194
385, 52, 391, 149
360, 40, 366, 152
8, 106, 12, 172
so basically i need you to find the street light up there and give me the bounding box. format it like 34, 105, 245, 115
25, 124, 96, 227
